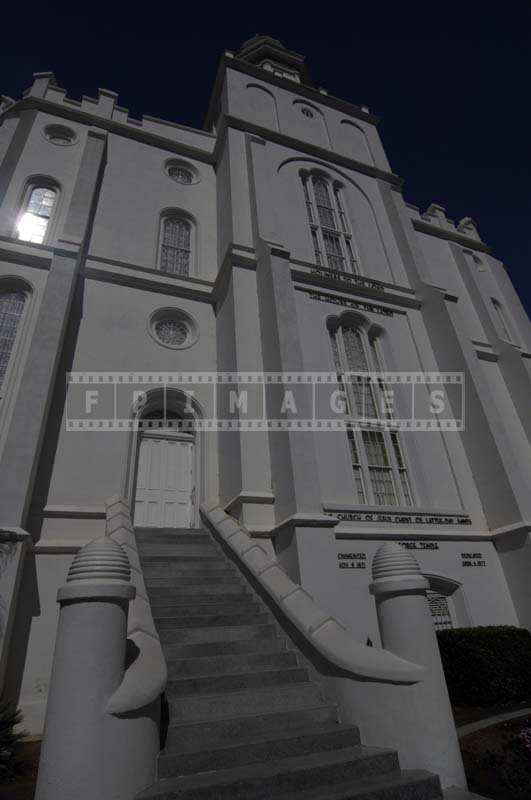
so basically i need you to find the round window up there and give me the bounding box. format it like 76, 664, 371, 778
154, 318, 189, 346
165, 159, 199, 185
168, 166, 193, 185
149, 308, 198, 350
43, 124, 77, 146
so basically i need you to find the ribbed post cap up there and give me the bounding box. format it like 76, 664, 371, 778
372, 542, 421, 581
67, 537, 131, 584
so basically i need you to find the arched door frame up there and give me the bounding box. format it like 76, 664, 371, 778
122, 387, 205, 528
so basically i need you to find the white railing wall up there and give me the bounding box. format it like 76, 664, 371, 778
201, 500, 465, 789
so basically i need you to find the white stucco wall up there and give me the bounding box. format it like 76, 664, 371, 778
0, 50, 529, 737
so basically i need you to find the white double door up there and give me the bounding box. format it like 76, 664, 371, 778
133, 432, 195, 528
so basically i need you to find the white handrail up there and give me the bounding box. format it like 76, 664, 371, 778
201, 501, 425, 684
104, 496, 167, 713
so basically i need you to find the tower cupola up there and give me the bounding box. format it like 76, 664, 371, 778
237, 35, 310, 84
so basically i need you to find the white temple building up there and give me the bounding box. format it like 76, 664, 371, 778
0, 34, 529, 800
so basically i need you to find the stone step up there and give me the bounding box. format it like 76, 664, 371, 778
142, 550, 220, 562
136, 530, 212, 544
137, 744, 400, 799
166, 666, 310, 697
166, 649, 298, 678
136, 526, 206, 534
272, 770, 442, 800
136, 527, 441, 800
159, 724, 361, 778
162, 636, 289, 661
159, 623, 279, 646
143, 565, 230, 579
144, 562, 238, 576
167, 682, 327, 723
140, 541, 223, 564
154, 611, 270, 630
148, 590, 251, 616
151, 600, 260, 617
146, 578, 246, 592
164, 704, 339, 751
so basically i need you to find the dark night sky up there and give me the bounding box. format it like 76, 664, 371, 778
3, 3, 530, 317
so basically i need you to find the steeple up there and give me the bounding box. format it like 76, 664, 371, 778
237, 35, 310, 85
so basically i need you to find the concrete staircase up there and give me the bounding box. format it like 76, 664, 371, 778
135, 526, 443, 800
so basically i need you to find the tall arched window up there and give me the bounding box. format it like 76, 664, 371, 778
0, 289, 27, 391
17, 184, 58, 244
330, 322, 413, 507
301, 173, 359, 274
159, 216, 192, 276
491, 298, 516, 343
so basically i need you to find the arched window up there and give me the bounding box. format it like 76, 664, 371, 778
301, 173, 359, 274
159, 216, 192, 276
17, 184, 58, 244
0, 289, 27, 391
329, 322, 413, 507
491, 298, 515, 343
140, 408, 183, 430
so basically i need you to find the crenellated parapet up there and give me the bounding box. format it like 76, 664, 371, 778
3, 70, 216, 154
420, 202, 482, 242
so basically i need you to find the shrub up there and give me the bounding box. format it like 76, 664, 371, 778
437, 625, 531, 707
0, 702, 26, 783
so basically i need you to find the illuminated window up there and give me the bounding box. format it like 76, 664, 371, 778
159, 216, 192, 276
0, 290, 26, 391
17, 185, 57, 244
329, 323, 413, 507
301, 173, 359, 274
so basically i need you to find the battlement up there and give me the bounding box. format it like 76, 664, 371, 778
14, 71, 216, 152
419, 202, 482, 242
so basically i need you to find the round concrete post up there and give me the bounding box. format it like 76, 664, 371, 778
370, 542, 465, 788
35, 537, 135, 800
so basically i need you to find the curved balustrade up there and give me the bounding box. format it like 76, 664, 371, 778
200, 500, 424, 684
104, 495, 167, 712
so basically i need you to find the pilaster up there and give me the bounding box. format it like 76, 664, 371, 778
379, 182, 531, 529
0, 128, 107, 528
0, 109, 38, 214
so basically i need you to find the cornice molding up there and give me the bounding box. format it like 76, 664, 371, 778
211, 242, 259, 307
30, 504, 106, 519
413, 218, 490, 253
0, 236, 79, 269
0, 238, 54, 270
83, 260, 213, 303
4, 96, 215, 165
86, 252, 214, 286
215, 114, 402, 188
491, 520, 531, 541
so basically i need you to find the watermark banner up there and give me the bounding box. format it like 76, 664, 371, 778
65, 371, 464, 431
